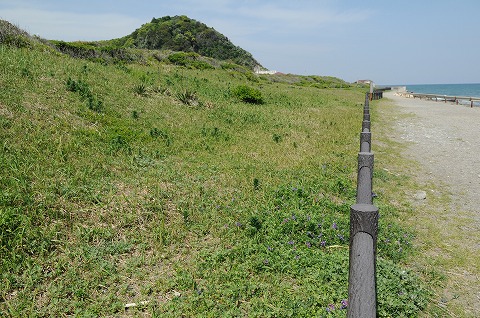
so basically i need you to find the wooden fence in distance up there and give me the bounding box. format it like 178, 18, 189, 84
398, 92, 480, 107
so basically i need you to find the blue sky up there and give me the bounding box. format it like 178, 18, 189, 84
1, 0, 479, 85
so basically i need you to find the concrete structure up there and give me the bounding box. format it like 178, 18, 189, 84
254, 66, 277, 75
356, 79, 373, 85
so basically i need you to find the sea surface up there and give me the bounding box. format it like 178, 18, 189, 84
405, 83, 480, 98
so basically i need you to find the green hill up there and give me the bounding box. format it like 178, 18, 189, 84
0, 20, 429, 317
110, 15, 261, 69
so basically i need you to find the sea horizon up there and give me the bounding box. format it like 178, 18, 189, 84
380, 83, 480, 98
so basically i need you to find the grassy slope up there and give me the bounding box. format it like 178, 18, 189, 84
1, 43, 428, 317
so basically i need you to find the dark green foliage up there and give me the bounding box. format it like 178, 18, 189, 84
150, 128, 172, 146
50, 40, 140, 64
253, 178, 260, 190
167, 52, 215, 69
21, 67, 32, 78
260, 73, 352, 89
167, 52, 197, 66
232, 85, 264, 104
66, 77, 104, 112
66, 77, 90, 96
272, 133, 283, 143
114, 15, 260, 69
87, 96, 103, 112
133, 83, 147, 95
52, 41, 96, 58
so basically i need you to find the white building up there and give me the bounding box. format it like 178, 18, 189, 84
254, 66, 277, 75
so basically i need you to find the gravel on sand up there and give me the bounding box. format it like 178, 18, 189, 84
381, 91, 479, 316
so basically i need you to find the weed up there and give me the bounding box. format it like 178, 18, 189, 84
133, 83, 148, 96
175, 89, 199, 106
20, 67, 31, 78
253, 178, 260, 190
150, 128, 172, 146
87, 95, 103, 112
66, 77, 104, 112
109, 135, 130, 154
272, 133, 283, 143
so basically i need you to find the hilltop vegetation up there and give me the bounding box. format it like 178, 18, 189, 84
112, 15, 260, 69
0, 20, 429, 316
47, 15, 261, 70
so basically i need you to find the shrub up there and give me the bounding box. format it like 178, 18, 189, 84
167, 52, 215, 70
66, 77, 91, 97
167, 52, 197, 66
232, 85, 263, 104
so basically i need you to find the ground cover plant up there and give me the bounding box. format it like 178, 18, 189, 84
1, 24, 429, 317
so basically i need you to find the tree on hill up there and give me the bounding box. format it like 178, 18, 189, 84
113, 15, 261, 70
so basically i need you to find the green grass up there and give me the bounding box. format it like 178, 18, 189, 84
0, 41, 429, 317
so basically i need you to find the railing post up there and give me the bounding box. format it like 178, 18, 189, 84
362, 120, 370, 132
348, 203, 379, 318
355, 152, 374, 205
363, 106, 369, 117
360, 132, 371, 153
347, 92, 378, 317
348, 151, 378, 317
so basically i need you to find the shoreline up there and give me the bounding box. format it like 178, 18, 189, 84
393, 90, 480, 107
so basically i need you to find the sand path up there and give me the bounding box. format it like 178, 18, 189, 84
385, 91, 480, 217
380, 91, 479, 316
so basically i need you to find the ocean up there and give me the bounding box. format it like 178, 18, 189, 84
405, 83, 480, 98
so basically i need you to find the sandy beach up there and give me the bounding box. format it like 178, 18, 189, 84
381, 91, 480, 316
385, 91, 480, 218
